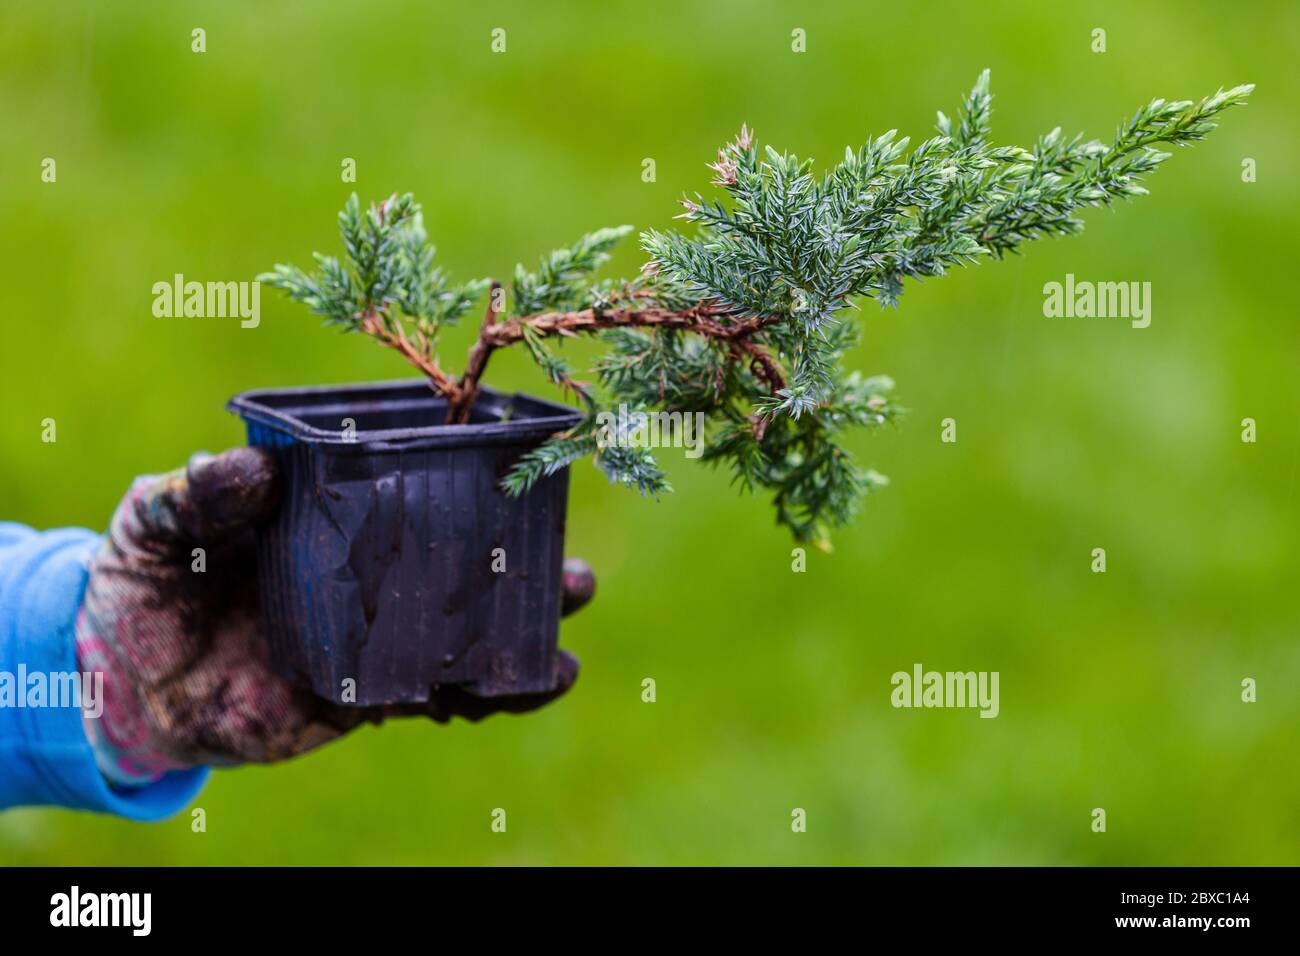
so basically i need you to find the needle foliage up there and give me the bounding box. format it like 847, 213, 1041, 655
261, 72, 1252, 544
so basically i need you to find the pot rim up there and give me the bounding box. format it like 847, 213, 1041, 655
228, 378, 584, 452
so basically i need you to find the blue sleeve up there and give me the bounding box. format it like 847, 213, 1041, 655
0, 521, 209, 820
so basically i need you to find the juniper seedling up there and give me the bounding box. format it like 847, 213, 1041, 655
260, 71, 1252, 545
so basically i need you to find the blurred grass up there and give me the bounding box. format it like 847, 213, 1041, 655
1, 0, 1296, 864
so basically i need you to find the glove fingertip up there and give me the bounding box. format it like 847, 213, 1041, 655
554, 649, 580, 691
186, 446, 280, 537
560, 558, 596, 616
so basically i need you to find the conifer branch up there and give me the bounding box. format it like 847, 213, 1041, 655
261, 73, 1250, 543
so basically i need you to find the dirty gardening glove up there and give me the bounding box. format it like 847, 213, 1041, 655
76, 447, 594, 788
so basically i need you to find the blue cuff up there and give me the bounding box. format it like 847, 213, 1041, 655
0, 522, 209, 820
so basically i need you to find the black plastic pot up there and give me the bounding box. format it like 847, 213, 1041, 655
227, 379, 583, 706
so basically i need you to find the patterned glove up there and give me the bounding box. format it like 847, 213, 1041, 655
75, 447, 593, 787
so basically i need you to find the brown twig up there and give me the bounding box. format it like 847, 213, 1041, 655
729, 337, 787, 394
447, 281, 502, 423
479, 302, 773, 348
360, 311, 461, 399
363, 297, 788, 424
468, 302, 786, 398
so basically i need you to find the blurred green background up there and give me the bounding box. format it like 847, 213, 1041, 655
2, 0, 1297, 865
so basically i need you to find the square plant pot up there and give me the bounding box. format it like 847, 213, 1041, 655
227, 379, 583, 706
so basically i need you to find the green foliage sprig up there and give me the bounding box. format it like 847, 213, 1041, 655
260, 72, 1251, 544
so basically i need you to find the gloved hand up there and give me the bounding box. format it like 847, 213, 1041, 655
75, 447, 595, 787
